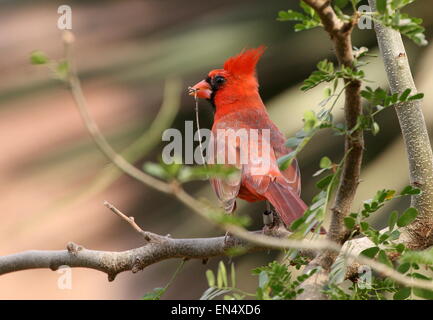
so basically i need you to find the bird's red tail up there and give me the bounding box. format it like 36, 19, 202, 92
264, 182, 308, 227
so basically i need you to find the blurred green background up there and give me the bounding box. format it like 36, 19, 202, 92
1, 0, 433, 299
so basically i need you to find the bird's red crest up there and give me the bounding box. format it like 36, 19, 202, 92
223, 45, 266, 77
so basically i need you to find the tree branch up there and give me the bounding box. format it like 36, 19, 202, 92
297, 0, 364, 300
368, 0, 433, 250
0, 231, 287, 281
304, 0, 363, 246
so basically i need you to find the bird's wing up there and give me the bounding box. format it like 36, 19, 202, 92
209, 131, 242, 212
240, 130, 307, 226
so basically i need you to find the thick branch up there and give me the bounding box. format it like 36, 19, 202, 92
369, 0, 433, 249
0, 229, 291, 281
304, 0, 364, 246
297, 0, 364, 300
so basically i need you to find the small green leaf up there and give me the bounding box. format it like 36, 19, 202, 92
377, 0, 388, 14
399, 88, 412, 101
316, 174, 333, 190
56, 60, 70, 79
143, 162, 168, 180
397, 262, 411, 274
218, 261, 228, 288
388, 210, 398, 231
393, 287, 411, 300
285, 137, 302, 148
413, 288, 433, 300
360, 246, 380, 258
206, 270, 215, 287
400, 185, 421, 196
397, 207, 418, 227
30, 50, 49, 65
319, 156, 332, 169
277, 10, 306, 21
344, 216, 356, 229
142, 287, 165, 300
408, 93, 424, 101
230, 263, 236, 288
378, 250, 393, 268
360, 221, 370, 232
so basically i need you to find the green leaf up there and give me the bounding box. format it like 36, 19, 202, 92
300, 1, 316, 17
142, 287, 165, 300
206, 270, 215, 287
303, 110, 319, 132
285, 137, 302, 148
393, 287, 411, 300
360, 221, 370, 232
360, 246, 380, 258
377, 0, 388, 14
397, 262, 411, 274
334, 0, 349, 9
344, 216, 356, 229
278, 150, 297, 171
400, 185, 421, 196
316, 174, 333, 190
301, 60, 336, 91
218, 261, 228, 288
397, 207, 418, 227
408, 93, 424, 101
230, 263, 236, 288
378, 250, 393, 268
388, 210, 399, 231
56, 61, 70, 79
319, 156, 332, 169
143, 162, 168, 180
30, 50, 49, 65
399, 88, 412, 101
413, 288, 433, 300
277, 10, 306, 21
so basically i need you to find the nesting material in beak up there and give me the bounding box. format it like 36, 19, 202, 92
188, 80, 212, 99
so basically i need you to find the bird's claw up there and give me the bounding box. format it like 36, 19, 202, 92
224, 231, 235, 246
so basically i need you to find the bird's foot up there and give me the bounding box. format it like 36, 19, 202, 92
223, 231, 235, 246
262, 208, 286, 235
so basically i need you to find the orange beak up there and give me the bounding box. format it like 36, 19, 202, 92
188, 80, 212, 99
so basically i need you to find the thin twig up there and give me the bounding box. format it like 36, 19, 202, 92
103, 201, 151, 241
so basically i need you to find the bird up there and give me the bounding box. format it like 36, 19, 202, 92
188, 46, 307, 229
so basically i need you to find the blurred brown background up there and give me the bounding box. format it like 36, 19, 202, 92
1, 0, 433, 299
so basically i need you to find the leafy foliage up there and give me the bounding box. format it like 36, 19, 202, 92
253, 262, 318, 300
144, 161, 239, 183
277, 1, 322, 31
372, 0, 427, 45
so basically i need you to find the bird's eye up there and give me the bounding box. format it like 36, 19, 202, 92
214, 76, 226, 85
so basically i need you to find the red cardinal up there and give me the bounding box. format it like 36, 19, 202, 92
189, 46, 307, 228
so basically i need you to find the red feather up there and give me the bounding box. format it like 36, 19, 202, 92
195, 46, 307, 228
223, 45, 266, 77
